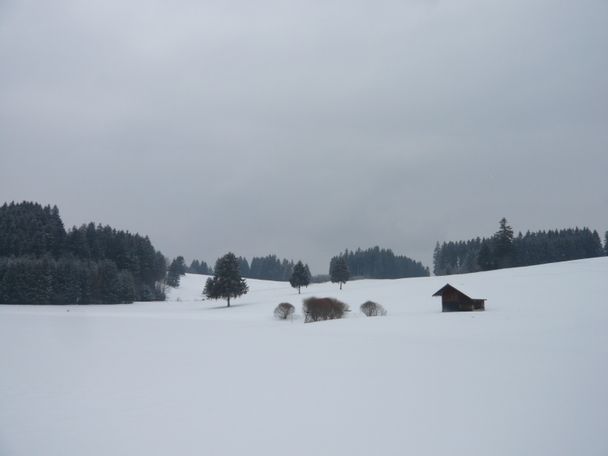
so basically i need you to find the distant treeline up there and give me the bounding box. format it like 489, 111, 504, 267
245, 255, 308, 281
433, 218, 607, 275
331, 247, 430, 279
7, 202, 606, 304
186, 254, 311, 282
187, 259, 212, 275
190, 249, 428, 282
0, 202, 166, 304
240, 255, 310, 282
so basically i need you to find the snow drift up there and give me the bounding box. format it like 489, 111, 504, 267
1, 258, 607, 456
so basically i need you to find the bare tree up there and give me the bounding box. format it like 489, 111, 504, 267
360, 301, 387, 317
274, 302, 295, 320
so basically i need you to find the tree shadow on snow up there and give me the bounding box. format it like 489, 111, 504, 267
204, 302, 252, 310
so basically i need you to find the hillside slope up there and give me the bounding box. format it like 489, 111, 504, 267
1, 258, 607, 456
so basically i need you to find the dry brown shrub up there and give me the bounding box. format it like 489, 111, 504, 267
302, 297, 349, 323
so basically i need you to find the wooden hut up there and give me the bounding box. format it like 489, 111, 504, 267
432, 284, 485, 312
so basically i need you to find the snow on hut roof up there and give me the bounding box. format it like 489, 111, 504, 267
432, 283, 487, 301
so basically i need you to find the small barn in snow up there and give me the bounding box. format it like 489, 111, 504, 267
432, 284, 486, 312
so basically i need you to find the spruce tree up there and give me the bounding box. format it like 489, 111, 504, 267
330, 255, 350, 290
590, 230, 603, 257
203, 252, 248, 307
305, 264, 312, 280
99, 260, 120, 304
477, 242, 495, 271
166, 256, 186, 287
238, 256, 250, 277
289, 260, 311, 294
188, 259, 212, 275
189, 259, 201, 274
494, 217, 514, 268
117, 270, 136, 303
433, 242, 442, 276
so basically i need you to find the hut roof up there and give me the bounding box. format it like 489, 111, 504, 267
432, 283, 486, 301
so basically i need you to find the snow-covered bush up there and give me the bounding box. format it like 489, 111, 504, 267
360, 301, 387, 317
303, 297, 349, 323
274, 302, 295, 320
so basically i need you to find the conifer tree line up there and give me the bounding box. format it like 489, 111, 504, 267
237, 255, 311, 282
4, 202, 606, 304
329, 247, 430, 280
203, 253, 311, 304
433, 218, 606, 275
184, 254, 310, 283
187, 259, 212, 275
0, 202, 166, 304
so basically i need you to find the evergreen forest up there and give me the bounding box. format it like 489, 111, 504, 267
237, 255, 311, 282
3, 202, 607, 304
187, 254, 309, 282
0, 202, 167, 304
433, 218, 606, 275
330, 247, 430, 279
187, 259, 212, 275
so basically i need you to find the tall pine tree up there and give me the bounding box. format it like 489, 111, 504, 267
289, 261, 311, 294
203, 253, 248, 307
166, 256, 186, 287
330, 256, 350, 290
494, 217, 514, 268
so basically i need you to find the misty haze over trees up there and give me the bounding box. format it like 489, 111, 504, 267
187, 259, 212, 275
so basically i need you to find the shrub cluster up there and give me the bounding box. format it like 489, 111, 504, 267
303, 297, 349, 323
360, 301, 387, 317
273, 299, 388, 322
274, 302, 295, 320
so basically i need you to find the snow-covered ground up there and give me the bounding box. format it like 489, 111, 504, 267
1, 258, 607, 456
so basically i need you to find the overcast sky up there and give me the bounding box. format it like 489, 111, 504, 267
1, 0, 607, 273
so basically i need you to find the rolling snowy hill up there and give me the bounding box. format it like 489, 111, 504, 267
1, 258, 607, 456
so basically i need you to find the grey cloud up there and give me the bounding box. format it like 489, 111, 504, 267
1, 0, 607, 272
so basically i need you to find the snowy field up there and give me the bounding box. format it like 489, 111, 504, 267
1, 258, 607, 456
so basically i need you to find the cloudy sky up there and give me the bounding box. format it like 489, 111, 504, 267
1, 0, 607, 273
